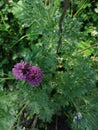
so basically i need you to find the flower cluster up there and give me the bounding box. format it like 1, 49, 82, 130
12, 61, 43, 86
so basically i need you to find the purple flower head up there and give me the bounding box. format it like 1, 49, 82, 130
26, 66, 43, 86
12, 61, 31, 80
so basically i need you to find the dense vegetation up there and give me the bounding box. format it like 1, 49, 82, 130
0, 0, 98, 130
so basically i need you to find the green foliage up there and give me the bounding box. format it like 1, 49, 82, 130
0, 0, 98, 130
0, 89, 18, 130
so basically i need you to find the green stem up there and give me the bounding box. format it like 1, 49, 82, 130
64, 38, 72, 45
10, 35, 27, 48
0, 12, 6, 25
8, 102, 28, 130
73, 0, 87, 18
0, 77, 14, 80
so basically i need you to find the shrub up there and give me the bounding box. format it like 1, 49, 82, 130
0, 0, 98, 130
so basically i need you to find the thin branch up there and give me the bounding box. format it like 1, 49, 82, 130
45, 124, 47, 130
55, 116, 58, 130
70, 0, 73, 16
57, 0, 68, 54
78, 43, 98, 53
30, 114, 38, 130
